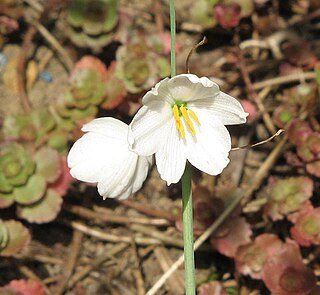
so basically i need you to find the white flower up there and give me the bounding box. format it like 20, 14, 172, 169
129, 74, 248, 185
67, 117, 152, 199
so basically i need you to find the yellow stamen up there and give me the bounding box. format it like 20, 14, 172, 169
187, 109, 201, 126
172, 105, 185, 138
180, 106, 195, 136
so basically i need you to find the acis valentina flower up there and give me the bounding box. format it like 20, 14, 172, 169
129, 74, 248, 184
67, 118, 152, 199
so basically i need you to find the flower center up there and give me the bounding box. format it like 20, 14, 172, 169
172, 101, 200, 139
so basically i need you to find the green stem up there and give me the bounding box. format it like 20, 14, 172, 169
182, 163, 196, 294
169, 0, 176, 77
170, 1, 195, 293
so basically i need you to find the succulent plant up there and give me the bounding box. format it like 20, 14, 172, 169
263, 176, 314, 221
116, 39, 170, 93
3, 108, 55, 144
66, 0, 118, 50
0, 143, 35, 196
261, 240, 316, 295
290, 204, 320, 246
0, 144, 66, 223
0, 219, 30, 256
235, 234, 283, 279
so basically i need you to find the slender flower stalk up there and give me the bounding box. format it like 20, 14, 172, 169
169, 1, 196, 293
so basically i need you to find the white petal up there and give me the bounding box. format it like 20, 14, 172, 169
97, 151, 138, 199
185, 109, 231, 175
142, 77, 174, 105
189, 91, 248, 125
68, 118, 150, 199
129, 102, 172, 156
131, 155, 153, 193
82, 117, 128, 139
155, 119, 186, 185
167, 74, 220, 102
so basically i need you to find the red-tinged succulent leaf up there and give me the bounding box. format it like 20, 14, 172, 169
287, 200, 313, 224
13, 175, 46, 205
290, 206, 320, 246
0, 191, 15, 208
72, 56, 108, 80
175, 186, 225, 236
211, 217, 252, 257
263, 176, 314, 221
284, 151, 304, 168
101, 62, 127, 110
48, 156, 73, 197
0, 220, 31, 256
197, 281, 228, 295
214, 3, 241, 29
297, 132, 320, 162
17, 189, 63, 224
4, 280, 45, 295
34, 147, 61, 183
235, 234, 283, 279
287, 120, 312, 146
261, 240, 316, 295
306, 160, 320, 177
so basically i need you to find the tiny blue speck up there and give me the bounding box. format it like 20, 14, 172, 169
39, 70, 53, 82
0, 53, 8, 66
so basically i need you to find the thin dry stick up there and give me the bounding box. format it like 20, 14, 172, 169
231, 129, 284, 151
119, 199, 176, 222
146, 136, 288, 295
131, 224, 184, 248
131, 236, 146, 295
17, 26, 36, 112
68, 243, 128, 288
186, 36, 207, 73
237, 44, 277, 134
253, 72, 316, 90
55, 230, 83, 295
154, 247, 185, 294
29, 20, 74, 72
70, 221, 180, 247
66, 204, 170, 226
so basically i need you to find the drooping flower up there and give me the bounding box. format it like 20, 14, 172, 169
67, 117, 152, 199
129, 74, 247, 185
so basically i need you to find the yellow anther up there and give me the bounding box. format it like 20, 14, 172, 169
180, 106, 195, 136
187, 109, 201, 126
172, 105, 185, 138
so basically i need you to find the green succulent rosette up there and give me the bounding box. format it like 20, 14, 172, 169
66, 0, 118, 50
0, 143, 35, 194
116, 42, 170, 93
3, 108, 56, 145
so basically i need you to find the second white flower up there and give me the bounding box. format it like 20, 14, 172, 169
129, 74, 248, 185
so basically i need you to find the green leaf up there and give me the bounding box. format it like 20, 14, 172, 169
0, 191, 15, 208
17, 189, 63, 224
0, 173, 12, 193
0, 220, 9, 250
0, 220, 30, 256
34, 147, 61, 183
13, 174, 46, 205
